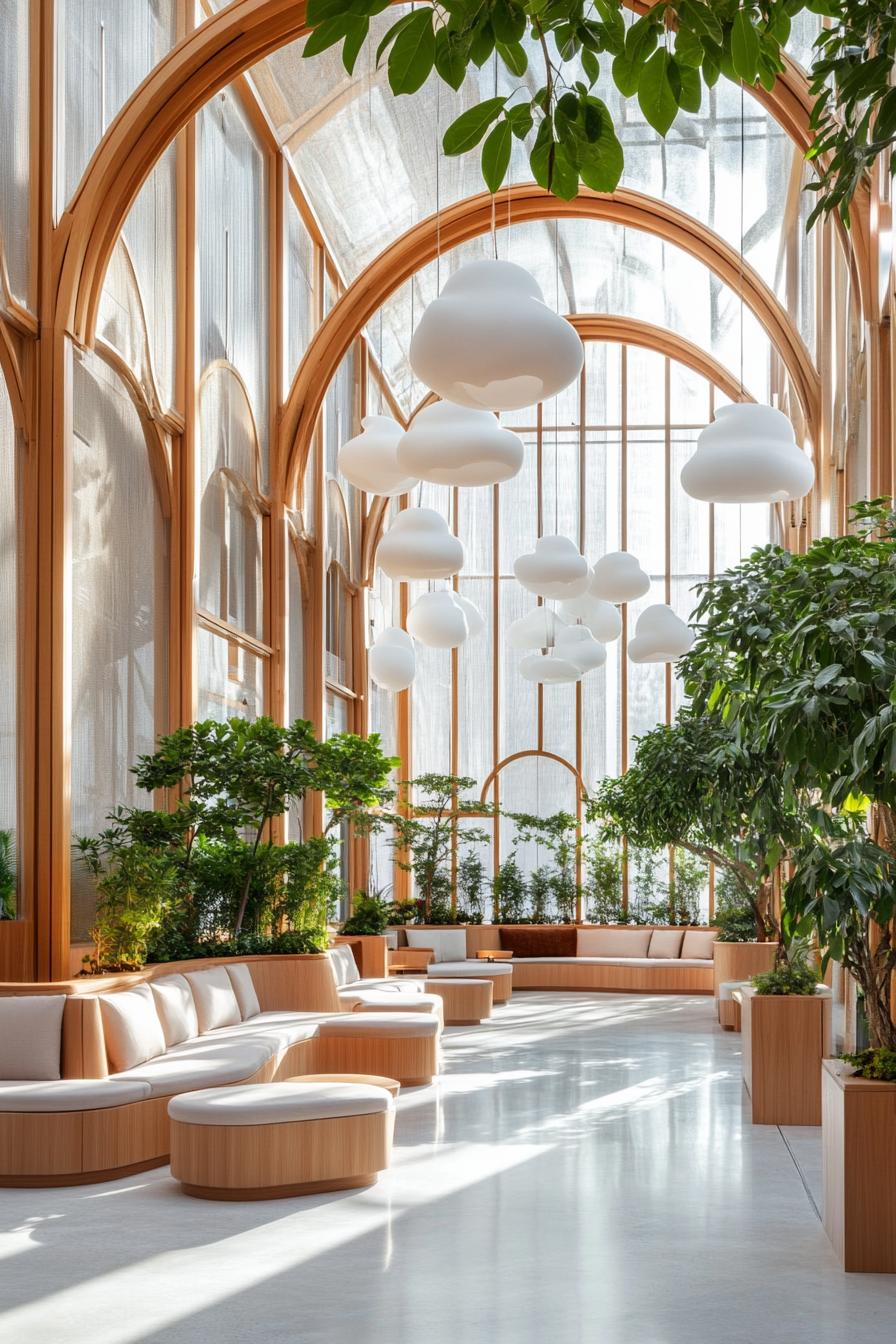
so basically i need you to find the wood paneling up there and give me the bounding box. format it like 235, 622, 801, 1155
316, 1032, 438, 1087
333, 934, 388, 979
712, 941, 778, 998
741, 989, 832, 1125
822, 1059, 896, 1273
0, 921, 34, 981
508, 960, 713, 995
423, 978, 493, 1025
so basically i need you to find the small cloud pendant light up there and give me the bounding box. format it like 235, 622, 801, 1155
628, 605, 694, 663
559, 594, 622, 642
407, 590, 483, 648
680, 403, 815, 503
590, 551, 651, 603
396, 401, 524, 487
514, 536, 589, 599
369, 628, 416, 691
519, 652, 583, 684
554, 625, 607, 673
409, 259, 584, 412
338, 415, 418, 497
508, 606, 565, 651
377, 508, 464, 581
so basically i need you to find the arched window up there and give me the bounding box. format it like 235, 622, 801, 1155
0, 362, 19, 913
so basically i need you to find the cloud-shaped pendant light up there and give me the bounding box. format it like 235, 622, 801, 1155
680, 403, 815, 503
377, 508, 464, 581
627, 605, 694, 663
396, 401, 524, 487
513, 536, 589, 599
369, 628, 416, 691
338, 415, 418, 497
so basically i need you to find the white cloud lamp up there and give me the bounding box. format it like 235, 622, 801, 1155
396, 401, 524, 487
369, 628, 415, 691
507, 606, 565, 650
519, 652, 583, 684
590, 551, 651, 603
555, 625, 607, 673
407, 590, 477, 648
377, 508, 464, 581
627, 604, 694, 663
680, 403, 815, 503
559, 594, 622, 643
338, 415, 418, 497
513, 536, 589, 599
453, 592, 485, 639
409, 259, 585, 412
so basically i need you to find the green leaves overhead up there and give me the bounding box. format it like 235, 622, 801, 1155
303, 1, 896, 223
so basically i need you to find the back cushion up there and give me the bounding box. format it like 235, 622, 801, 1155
226, 963, 262, 1019
0, 994, 66, 1080
577, 928, 653, 958
99, 985, 167, 1073
499, 926, 576, 958
150, 974, 199, 1047
184, 967, 242, 1034
406, 928, 467, 963
329, 944, 361, 987
680, 929, 718, 960
648, 929, 685, 959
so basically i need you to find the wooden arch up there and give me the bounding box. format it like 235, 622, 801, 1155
480, 750, 586, 806
52, 0, 868, 355
283, 185, 819, 497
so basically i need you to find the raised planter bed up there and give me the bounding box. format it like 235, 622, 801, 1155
741, 987, 832, 1125
822, 1059, 896, 1273
712, 941, 777, 999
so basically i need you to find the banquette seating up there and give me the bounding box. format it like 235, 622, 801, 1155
474, 925, 718, 993
403, 928, 514, 1003
0, 953, 441, 1188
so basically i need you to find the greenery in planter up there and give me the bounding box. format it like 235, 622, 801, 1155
583, 833, 627, 924
389, 773, 493, 921
751, 960, 820, 995
493, 853, 528, 922
457, 850, 489, 923
78, 717, 396, 972
303, 0, 896, 223
683, 500, 896, 1049
507, 810, 580, 922
0, 830, 16, 919
340, 890, 393, 935
713, 869, 762, 942
527, 866, 554, 923
668, 850, 708, 925
842, 1047, 896, 1082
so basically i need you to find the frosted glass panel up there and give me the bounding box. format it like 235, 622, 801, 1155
286, 199, 316, 390
197, 628, 264, 724
70, 350, 168, 941
0, 372, 18, 886
0, 0, 30, 304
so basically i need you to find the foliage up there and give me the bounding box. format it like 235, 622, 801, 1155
303, 0, 895, 223
144, 928, 327, 966
493, 853, 528, 922
0, 830, 15, 919
388, 773, 493, 920
842, 1047, 896, 1082
683, 500, 896, 1047
584, 833, 627, 923
714, 869, 761, 942
78, 717, 394, 970
340, 891, 393, 935
507, 809, 580, 921
668, 849, 707, 925
457, 850, 489, 923
527, 866, 554, 923
751, 961, 820, 995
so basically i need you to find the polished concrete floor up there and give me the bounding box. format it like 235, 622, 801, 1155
1, 991, 894, 1343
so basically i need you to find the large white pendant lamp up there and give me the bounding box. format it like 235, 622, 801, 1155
680, 403, 815, 503
628, 604, 694, 663
590, 551, 651, 603
369, 628, 416, 691
409, 259, 585, 412
508, 606, 565, 650
396, 401, 524, 487
559, 594, 622, 643
406, 590, 481, 648
513, 536, 589, 599
453, 592, 485, 639
338, 415, 419, 497
555, 625, 607, 673
377, 507, 464, 581
519, 652, 583, 684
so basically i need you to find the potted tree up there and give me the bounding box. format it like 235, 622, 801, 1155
387, 773, 494, 925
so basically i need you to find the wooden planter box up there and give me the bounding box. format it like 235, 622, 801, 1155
713, 941, 777, 998
822, 1059, 896, 1273
741, 988, 832, 1125
332, 935, 388, 979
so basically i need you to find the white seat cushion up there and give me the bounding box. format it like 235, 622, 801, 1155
316, 1012, 439, 1039
0, 1077, 151, 1112
329, 945, 361, 987
150, 975, 199, 1047
168, 1081, 392, 1126
354, 977, 426, 994
99, 985, 167, 1073
648, 929, 685, 959
426, 961, 512, 977
184, 967, 242, 1033
718, 981, 749, 1001
577, 928, 652, 957
0, 994, 66, 1080
191, 1013, 322, 1053
406, 928, 467, 963
426, 977, 494, 987
680, 929, 719, 960
338, 988, 442, 1015
109, 1039, 271, 1098
226, 963, 261, 1019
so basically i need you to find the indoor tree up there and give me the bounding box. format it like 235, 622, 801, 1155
388, 773, 494, 921
303, 0, 896, 222
682, 500, 896, 1050
506, 809, 581, 921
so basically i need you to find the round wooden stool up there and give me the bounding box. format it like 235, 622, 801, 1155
168, 1082, 394, 1201
424, 978, 494, 1025
288, 1072, 401, 1098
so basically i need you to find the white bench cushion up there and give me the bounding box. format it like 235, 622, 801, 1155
338, 988, 442, 1014
193, 1013, 322, 1053
316, 1011, 439, 1038
0, 994, 65, 1080
109, 1039, 271, 1098
426, 961, 512, 977
0, 1077, 151, 1112
168, 1081, 392, 1126
577, 928, 653, 957
648, 929, 685, 958
99, 985, 166, 1073
226, 963, 261, 1019
150, 974, 199, 1047
406, 928, 467, 963
185, 967, 241, 1033
329, 945, 361, 986
681, 929, 718, 959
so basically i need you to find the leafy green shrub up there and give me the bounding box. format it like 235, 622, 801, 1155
457, 851, 488, 924
146, 929, 326, 965
714, 869, 760, 942
341, 892, 391, 936
493, 854, 527, 923
584, 836, 625, 924
751, 962, 820, 996
0, 830, 15, 919
842, 1048, 896, 1083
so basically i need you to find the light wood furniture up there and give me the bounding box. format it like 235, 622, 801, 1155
822, 1059, 896, 1273
712, 941, 777, 998
508, 959, 713, 995
719, 994, 742, 1031
475, 949, 513, 961
741, 988, 832, 1125
314, 1028, 437, 1087
332, 935, 388, 980
289, 1073, 401, 1099
424, 978, 493, 1026
387, 948, 434, 975
169, 1083, 393, 1201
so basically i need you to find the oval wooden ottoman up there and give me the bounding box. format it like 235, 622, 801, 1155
289, 1073, 401, 1099
168, 1082, 394, 1201
425, 963, 513, 1003
314, 1012, 440, 1086
424, 978, 494, 1025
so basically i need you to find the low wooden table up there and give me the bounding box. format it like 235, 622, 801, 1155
424, 978, 494, 1026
